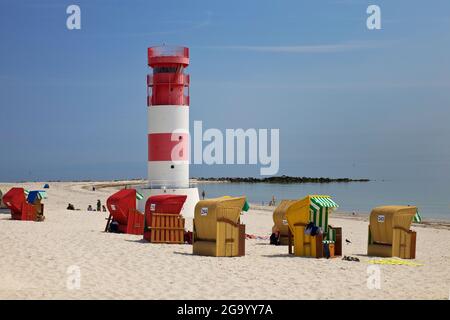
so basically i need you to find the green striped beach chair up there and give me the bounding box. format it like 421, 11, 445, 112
309, 195, 339, 241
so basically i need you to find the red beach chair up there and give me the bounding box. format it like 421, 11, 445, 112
3, 187, 39, 221
106, 189, 144, 235
144, 194, 187, 243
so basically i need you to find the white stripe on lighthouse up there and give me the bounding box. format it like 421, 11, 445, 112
147, 161, 189, 188
148, 105, 189, 134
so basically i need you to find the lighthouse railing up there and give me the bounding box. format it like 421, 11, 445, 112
147, 179, 196, 189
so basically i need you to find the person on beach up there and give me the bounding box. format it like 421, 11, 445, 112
269, 195, 276, 206
270, 226, 281, 245
201, 190, 206, 200
87, 205, 93, 211
97, 200, 101, 211
102, 205, 107, 212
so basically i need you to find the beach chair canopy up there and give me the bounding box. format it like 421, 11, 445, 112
309, 195, 338, 234
220, 195, 250, 212
106, 189, 137, 225
27, 191, 41, 204
194, 196, 246, 241
369, 206, 416, 245
2, 187, 27, 212
145, 194, 187, 215
43, 184, 50, 189
26, 191, 47, 204
284, 195, 339, 240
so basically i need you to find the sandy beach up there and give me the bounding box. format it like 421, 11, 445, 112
0, 181, 449, 300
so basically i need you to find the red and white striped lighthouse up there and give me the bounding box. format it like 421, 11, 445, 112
138, 45, 199, 217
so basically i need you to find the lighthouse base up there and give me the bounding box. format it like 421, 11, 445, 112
136, 187, 199, 218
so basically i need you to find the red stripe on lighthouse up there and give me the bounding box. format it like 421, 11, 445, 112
148, 133, 189, 161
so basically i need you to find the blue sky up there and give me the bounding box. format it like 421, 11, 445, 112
0, 0, 449, 181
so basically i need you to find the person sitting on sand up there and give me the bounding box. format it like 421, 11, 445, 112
270, 226, 281, 245
87, 205, 93, 211
102, 205, 107, 212
67, 203, 75, 210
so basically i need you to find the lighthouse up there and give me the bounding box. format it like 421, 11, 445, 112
137, 46, 199, 217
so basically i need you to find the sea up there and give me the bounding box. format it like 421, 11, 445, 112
195, 179, 450, 221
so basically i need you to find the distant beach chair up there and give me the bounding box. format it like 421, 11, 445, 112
2, 187, 45, 221
0, 189, 7, 209
143, 194, 187, 244
193, 196, 246, 257
105, 189, 144, 235
43, 184, 49, 189
367, 206, 417, 259
283, 195, 342, 258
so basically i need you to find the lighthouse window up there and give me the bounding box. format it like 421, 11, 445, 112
154, 66, 178, 74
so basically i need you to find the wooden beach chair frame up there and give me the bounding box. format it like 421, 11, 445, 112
367, 206, 417, 259
145, 213, 185, 244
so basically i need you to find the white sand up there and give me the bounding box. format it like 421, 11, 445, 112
0, 181, 449, 300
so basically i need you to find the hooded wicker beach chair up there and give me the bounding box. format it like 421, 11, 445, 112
0, 189, 6, 209
143, 194, 187, 243
106, 189, 144, 235
193, 196, 246, 257
285, 195, 342, 258
367, 206, 417, 259
2, 187, 45, 221
272, 200, 296, 245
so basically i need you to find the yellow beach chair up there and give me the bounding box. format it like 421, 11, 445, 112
367, 206, 417, 259
193, 196, 246, 257
284, 195, 342, 258
272, 200, 297, 245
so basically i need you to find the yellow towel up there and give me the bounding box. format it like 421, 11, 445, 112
368, 258, 423, 267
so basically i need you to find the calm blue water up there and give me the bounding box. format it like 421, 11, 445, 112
196, 180, 450, 220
